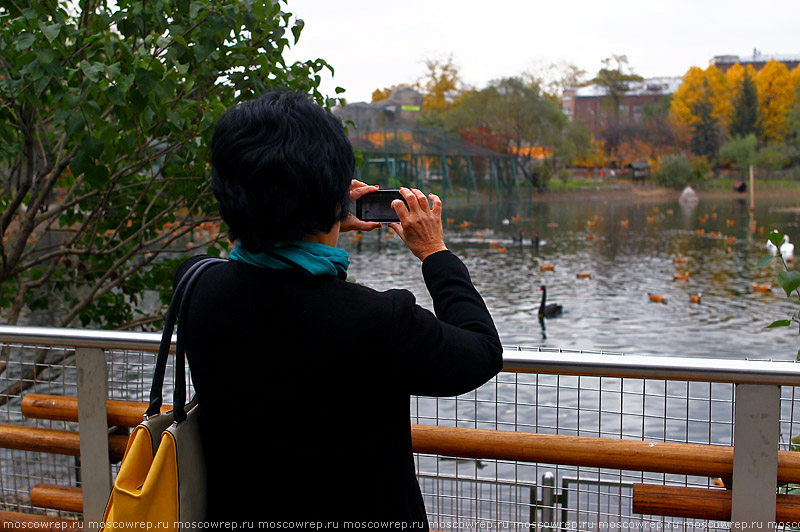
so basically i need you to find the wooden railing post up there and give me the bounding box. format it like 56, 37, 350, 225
731, 383, 780, 527
76, 347, 110, 529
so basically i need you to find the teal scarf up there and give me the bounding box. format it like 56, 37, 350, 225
230, 241, 350, 279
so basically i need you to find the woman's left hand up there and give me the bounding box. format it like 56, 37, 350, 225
340, 180, 383, 233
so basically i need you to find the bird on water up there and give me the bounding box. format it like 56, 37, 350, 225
538, 286, 563, 318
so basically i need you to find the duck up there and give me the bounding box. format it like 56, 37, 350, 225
540, 264, 554, 271
673, 257, 688, 264
673, 272, 690, 281
538, 286, 563, 318
648, 293, 667, 304
689, 293, 702, 304
753, 284, 772, 292
576, 273, 592, 279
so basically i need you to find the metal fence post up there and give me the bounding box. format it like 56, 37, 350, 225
76, 347, 111, 529
539, 472, 555, 530
731, 383, 780, 527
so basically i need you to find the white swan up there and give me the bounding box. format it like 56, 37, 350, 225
767, 239, 778, 256
781, 236, 794, 262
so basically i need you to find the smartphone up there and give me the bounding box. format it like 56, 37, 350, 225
355, 190, 407, 222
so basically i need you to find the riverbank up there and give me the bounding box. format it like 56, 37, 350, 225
444, 180, 800, 205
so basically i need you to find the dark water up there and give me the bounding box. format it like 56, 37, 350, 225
342, 192, 800, 361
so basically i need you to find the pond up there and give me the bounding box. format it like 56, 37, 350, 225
341, 189, 800, 362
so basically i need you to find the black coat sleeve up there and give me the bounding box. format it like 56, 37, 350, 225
388, 250, 503, 397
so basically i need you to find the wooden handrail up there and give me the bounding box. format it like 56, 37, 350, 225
633, 484, 800, 522
19, 394, 800, 483
410, 424, 800, 483
31, 484, 83, 513
0, 424, 127, 462
22, 394, 169, 428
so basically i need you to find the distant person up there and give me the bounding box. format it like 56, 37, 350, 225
175, 90, 503, 527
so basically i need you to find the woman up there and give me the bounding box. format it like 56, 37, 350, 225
177, 90, 502, 527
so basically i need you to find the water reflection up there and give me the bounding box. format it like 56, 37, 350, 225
343, 193, 800, 361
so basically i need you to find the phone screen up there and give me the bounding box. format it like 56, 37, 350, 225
356, 190, 405, 222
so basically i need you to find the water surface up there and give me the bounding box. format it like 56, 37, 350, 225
342, 192, 800, 361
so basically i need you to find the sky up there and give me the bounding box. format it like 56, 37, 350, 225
284, 0, 800, 103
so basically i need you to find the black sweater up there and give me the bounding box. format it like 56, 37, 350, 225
176, 250, 502, 527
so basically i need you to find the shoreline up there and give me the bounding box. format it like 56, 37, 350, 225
443, 183, 800, 205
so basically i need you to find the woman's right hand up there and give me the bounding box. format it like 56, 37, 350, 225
389, 187, 447, 262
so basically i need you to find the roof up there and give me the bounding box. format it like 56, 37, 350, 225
711, 53, 800, 65
569, 77, 682, 98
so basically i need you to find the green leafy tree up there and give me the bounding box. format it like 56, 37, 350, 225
729, 65, 760, 139
444, 77, 590, 194
719, 134, 758, 170
0, 0, 337, 331
688, 92, 723, 160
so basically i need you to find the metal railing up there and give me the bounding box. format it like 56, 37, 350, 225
1, 326, 800, 530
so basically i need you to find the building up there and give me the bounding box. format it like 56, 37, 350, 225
332, 86, 423, 133
562, 77, 681, 138
709, 50, 800, 73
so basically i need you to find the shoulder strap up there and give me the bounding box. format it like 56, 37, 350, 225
146, 257, 225, 420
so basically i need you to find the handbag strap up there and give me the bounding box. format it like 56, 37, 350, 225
146, 257, 225, 421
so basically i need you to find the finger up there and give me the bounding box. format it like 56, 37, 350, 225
396, 188, 417, 215
388, 222, 405, 240
350, 184, 380, 201
391, 199, 410, 224
409, 188, 430, 211
429, 193, 443, 216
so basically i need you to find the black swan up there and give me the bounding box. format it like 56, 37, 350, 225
538, 285, 563, 318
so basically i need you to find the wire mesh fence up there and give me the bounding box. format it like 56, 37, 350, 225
0, 335, 798, 529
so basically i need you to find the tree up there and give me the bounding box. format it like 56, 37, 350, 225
591, 55, 643, 156
727, 64, 760, 139
671, 66, 729, 160
416, 54, 464, 119
755, 60, 797, 144
0, 0, 336, 330
444, 77, 590, 193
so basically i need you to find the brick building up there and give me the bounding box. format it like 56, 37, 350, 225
562, 78, 681, 138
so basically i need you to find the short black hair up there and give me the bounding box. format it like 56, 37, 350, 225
210, 90, 354, 252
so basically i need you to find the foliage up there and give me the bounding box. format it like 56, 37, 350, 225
443, 76, 590, 194
727, 64, 760, 139
757, 230, 800, 360
415, 54, 464, 120
719, 134, 758, 169
652, 153, 712, 189
0, 0, 336, 329
755, 60, 798, 144
671, 66, 729, 161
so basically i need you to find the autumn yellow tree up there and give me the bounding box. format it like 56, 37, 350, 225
671, 66, 730, 158
755, 60, 798, 143
416, 55, 463, 116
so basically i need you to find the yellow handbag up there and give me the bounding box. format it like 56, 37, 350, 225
103, 258, 224, 530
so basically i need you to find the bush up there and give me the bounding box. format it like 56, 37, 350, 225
653, 153, 713, 188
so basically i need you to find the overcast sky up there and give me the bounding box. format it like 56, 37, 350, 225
283, 0, 800, 103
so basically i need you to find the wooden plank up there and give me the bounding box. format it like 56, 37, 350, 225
0, 424, 127, 462
632, 484, 800, 523
22, 394, 169, 428
0, 510, 82, 530
410, 424, 800, 483
31, 484, 82, 513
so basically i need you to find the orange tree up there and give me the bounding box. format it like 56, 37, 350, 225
0, 0, 338, 329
